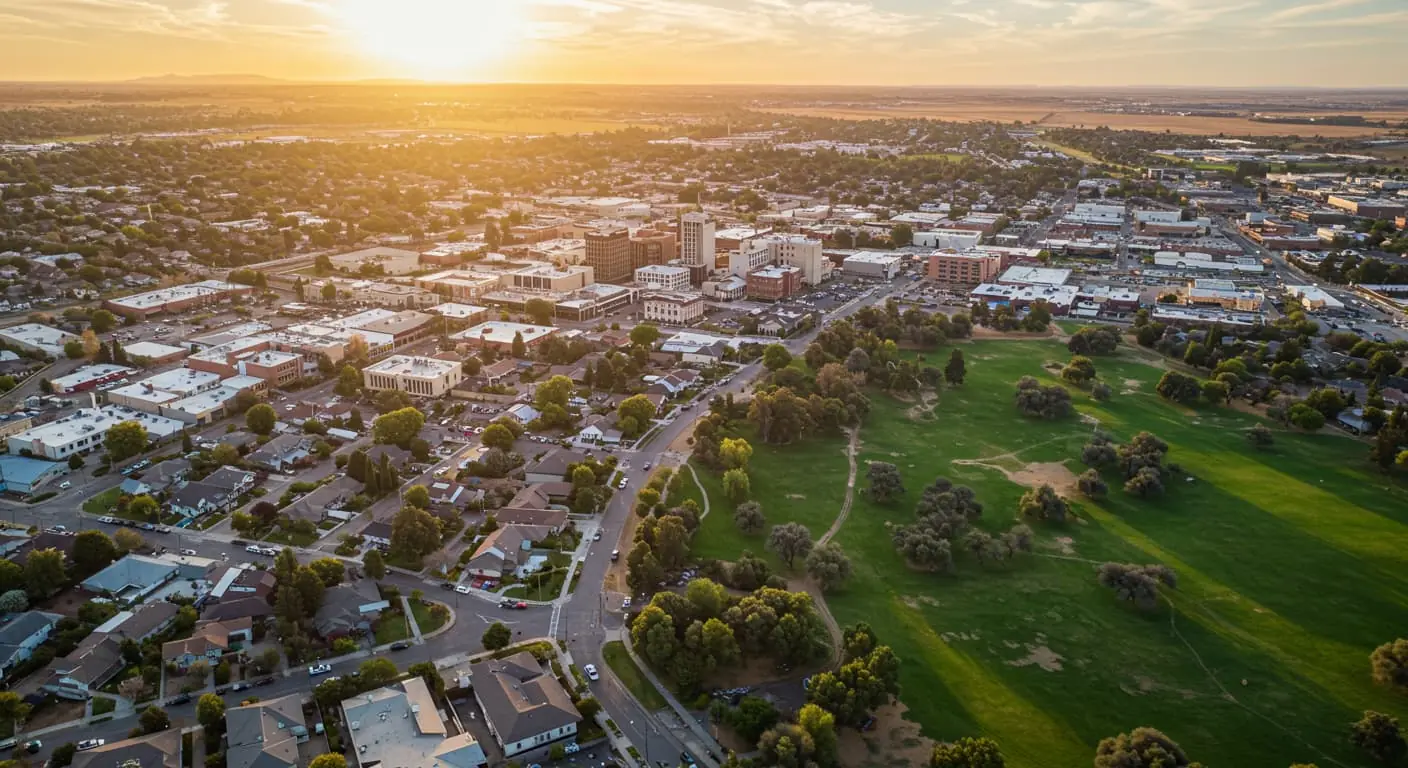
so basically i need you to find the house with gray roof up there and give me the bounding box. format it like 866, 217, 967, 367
226, 693, 308, 768
41, 633, 124, 699
469, 651, 580, 758
523, 448, 586, 484
81, 554, 179, 603
168, 480, 239, 519
248, 434, 313, 473
342, 676, 485, 768
0, 610, 62, 675
313, 580, 389, 639
73, 729, 181, 768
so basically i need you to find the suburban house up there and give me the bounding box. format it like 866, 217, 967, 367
208, 565, 278, 602
95, 602, 181, 643
226, 694, 308, 768
201, 597, 272, 624
285, 475, 361, 524
80, 554, 185, 603
0, 610, 62, 675
72, 730, 182, 768
464, 524, 555, 580
469, 651, 581, 758
361, 521, 393, 548
342, 677, 486, 768
141, 458, 192, 494
162, 617, 253, 670
427, 479, 481, 510
204, 466, 258, 497
119, 477, 153, 496
494, 508, 569, 531
247, 434, 314, 473
9, 531, 80, 564
506, 485, 550, 511
168, 481, 241, 519
523, 448, 586, 484
573, 415, 622, 448
364, 445, 412, 468
504, 403, 541, 426
314, 580, 390, 638
41, 634, 125, 699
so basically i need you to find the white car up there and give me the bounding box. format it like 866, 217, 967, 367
308, 664, 333, 676
59, 481, 72, 489
622, 597, 632, 609
454, 585, 471, 594
617, 477, 629, 489
583, 663, 599, 681
246, 545, 263, 554
180, 548, 198, 556
77, 739, 105, 750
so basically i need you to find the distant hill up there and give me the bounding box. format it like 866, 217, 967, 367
125, 74, 291, 85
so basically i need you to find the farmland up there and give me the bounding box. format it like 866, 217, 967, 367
692, 338, 1408, 768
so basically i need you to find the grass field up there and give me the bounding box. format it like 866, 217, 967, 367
603, 641, 669, 711
693, 338, 1408, 768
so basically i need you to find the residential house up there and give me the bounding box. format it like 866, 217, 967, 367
119, 477, 153, 496
573, 415, 621, 448
470, 651, 581, 758
41, 634, 124, 699
167, 481, 239, 519
80, 554, 181, 603
72, 730, 182, 768
226, 694, 309, 768
506, 485, 550, 511
495, 508, 569, 531
342, 677, 486, 768
475, 358, 519, 387
203, 466, 257, 497
285, 476, 362, 524
0, 611, 62, 675
97, 602, 181, 643
201, 597, 272, 624
8, 531, 79, 565
361, 521, 393, 548
464, 525, 555, 579
247, 434, 314, 473
363, 444, 412, 469
523, 448, 586, 484
504, 403, 541, 426
141, 458, 192, 494
314, 580, 390, 638
162, 618, 253, 670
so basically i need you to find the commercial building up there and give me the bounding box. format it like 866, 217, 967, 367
765, 235, 829, 285
1286, 285, 1346, 311
343, 677, 486, 768
1153, 251, 1264, 274
104, 280, 252, 319
334, 309, 440, 351
635, 264, 692, 292
425, 303, 490, 330
585, 227, 632, 283
238, 350, 302, 386
913, 229, 984, 250
0, 455, 69, 495
0, 323, 76, 357
316, 279, 441, 309
1181, 279, 1265, 311
469, 651, 580, 758
971, 283, 1079, 314
506, 264, 594, 292
841, 252, 903, 279
643, 291, 706, 326
453, 321, 559, 351
703, 275, 747, 301
997, 266, 1072, 287
362, 355, 465, 397
927, 251, 1004, 286
51, 364, 136, 394
746, 265, 804, 301
728, 241, 773, 280
630, 229, 677, 269
680, 212, 716, 268
1326, 195, 1406, 219
330, 246, 422, 276
415, 270, 502, 302
8, 405, 185, 460
122, 341, 188, 364
715, 226, 772, 255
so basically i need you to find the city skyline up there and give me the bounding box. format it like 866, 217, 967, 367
0, 0, 1404, 86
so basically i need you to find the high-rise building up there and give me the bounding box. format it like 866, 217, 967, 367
585, 227, 632, 284
680, 212, 716, 269
764, 235, 828, 285
630, 230, 677, 269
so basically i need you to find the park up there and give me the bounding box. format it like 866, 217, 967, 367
688, 335, 1408, 768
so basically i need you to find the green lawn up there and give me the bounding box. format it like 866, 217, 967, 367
373, 612, 410, 645
410, 601, 447, 634
91, 697, 116, 716
695, 338, 1408, 768
264, 528, 319, 547
602, 641, 668, 711
83, 487, 122, 515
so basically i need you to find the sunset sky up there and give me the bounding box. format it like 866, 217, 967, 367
0, 0, 1404, 86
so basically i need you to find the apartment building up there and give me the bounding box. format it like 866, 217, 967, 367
642, 292, 705, 326
679, 212, 715, 268
746, 265, 803, 301
728, 241, 773, 279
237, 351, 302, 386
585, 227, 632, 283
630, 229, 677, 269
414, 270, 502, 302
764, 235, 829, 285
927, 251, 1004, 286
634, 264, 691, 292
507, 264, 594, 292
362, 355, 465, 397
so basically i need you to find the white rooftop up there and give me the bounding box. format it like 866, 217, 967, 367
11, 405, 185, 444
364, 355, 460, 378
453, 321, 558, 345
51, 364, 136, 390
426, 303, 489, 320
998, 266, 1072, 287
123, 341, 187, 360
0, 324, 75, 352
140, 368, 222, 396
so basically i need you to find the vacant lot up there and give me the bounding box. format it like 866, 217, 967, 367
694, 338, 1408, 768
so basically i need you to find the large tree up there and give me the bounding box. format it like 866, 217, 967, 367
616, 395, 656, 438
931, 737, 1007, 768
390, 505, 441, 561
104, 420, 148, 461
1351, 711, 1407, 765
944, 349, 966, 386
1371, 638, 1408, 691
768, 522, 814, 569
1094, 727, 1201, 768
373, 407, 426, 448
734, 501, 766, 534
72, 530, 119, 575
245, 403, 277, 435
24, 548, 66, 598
482, 622, 512, 651
866, 461, 905, 503
804, 542, 852, 593
196, 693, 226, 728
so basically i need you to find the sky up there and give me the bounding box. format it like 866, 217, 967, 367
0, 0, 1404, 86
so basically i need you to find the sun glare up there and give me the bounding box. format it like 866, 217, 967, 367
338, 0, 527, 80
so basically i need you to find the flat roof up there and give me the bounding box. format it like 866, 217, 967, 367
453, 321, 559, 344
51, 364, 136, 389
123, 341, 187, 359
998, 266, 1072, 287
0, 323, 75, 350
843, 252, 904, 264
106, 281, 240, 310
636, 264, 690, 275
140, 368, 222, 395
364, 355, 460, 378
166, 387, 240, 416
425, 303, 488, 319
643, 291, 704, 304
751, 265, 801, 278
187, 322, 273, 347
11, 405, 185, 445
239, 350, 301, 367
108, 383, 180, 406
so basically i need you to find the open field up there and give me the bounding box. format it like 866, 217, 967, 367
693, 338, 1408, 768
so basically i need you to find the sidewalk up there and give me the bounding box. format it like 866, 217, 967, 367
617, 632, 723, 768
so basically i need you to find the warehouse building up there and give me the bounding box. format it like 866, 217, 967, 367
0, 324, 77, 357
8, 405, 185, 460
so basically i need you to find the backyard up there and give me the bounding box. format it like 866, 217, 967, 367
692, 337, 1408, 768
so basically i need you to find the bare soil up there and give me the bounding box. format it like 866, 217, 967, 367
952, 458, 1081, 497
836, 701, 935, 768
1006, 644, 1066, 672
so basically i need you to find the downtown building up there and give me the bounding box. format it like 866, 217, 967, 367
585, 227, 632, 283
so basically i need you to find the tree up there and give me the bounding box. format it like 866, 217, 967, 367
1098, 563, 1177, 611
525, 298, 555, 326
1247, 423, 1274, 449
309, 755, 348, 768
1061, 355, 1097, 386
943, 349, 966, 386
630, 323, 661, 348
334, 366, 361, 397
482, 621, 512, 651
652, 516, 691, 571
196, 693, 226, 728
50, 742, 78, 767
1094, 727, 1200, 768
1370, 350, 1403, 379
1371, 638, 1408, 691
719, 438, 754, 470
1288, 403, 1325, 431
931, 737, 1006, 768
1201, 379, 1229, 405
309, 558, 345, 587
768, 522, 814, 569
64, 339, 84, 359
1068, 326, 1120, 356
845, 347, 871, 375
805, 542, 852, 593
1014, 376, 1072, 420
616, 395, 656, 438
1077, 469, 1108, 499
477, 423, 515, 453
390, 504, 441, 561
138, 705, 170, 734
0, 589, 27, 612
363, 549, 386, 580
105, 420, 148, 461
626, 542, 664, 593
722, 468, 751, 504
72, 530, 119, 575
1124, 467, 1165, 498
25, 548, 66, 598
210, 442, 242, 467
80, 329, 101, 358
866, 461, 905, 503
511, 331, 527, 358
245, 403, 276, 436
1092, 381, 1112, 401
1351, 711, 1407, 765
403, 484, 431, 510
1018, 484, 1070, 523
762, 344, 793, 372
1155, 371, 1201, 405
90, 309, 117, 334
128, 495, 159, 523
734, 501, 766, 534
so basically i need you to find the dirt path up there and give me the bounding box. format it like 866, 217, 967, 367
819, 426, 861, 547
683, 461, 713, 521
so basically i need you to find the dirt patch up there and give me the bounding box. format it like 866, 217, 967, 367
785, 493, 807, 500
1007, 644, 1065, 672
1044, 536, 1077, 556
970, 326, 1055, 340
1122, 378, 1143, 393
954, 458, 1080, 496
905, 389, 939, 422
704, 657, 801, 690
1078, 413, 1101, 427
837, 701, 935, 768
23, 698, 86, 730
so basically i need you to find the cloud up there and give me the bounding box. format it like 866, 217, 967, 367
1267, 0, 1366, 21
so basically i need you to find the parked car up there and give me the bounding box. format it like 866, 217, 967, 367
59, 481, 72, 489
169, 694, 192, 705
584, 663, 599, 681
622, 597, 631, 609
308, 664, 333, 676
180, 549, 198, 556
390, 641, 412, 651
23, 741, 40, 754
593, 530, 603, 541
454, 585, 471, 594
